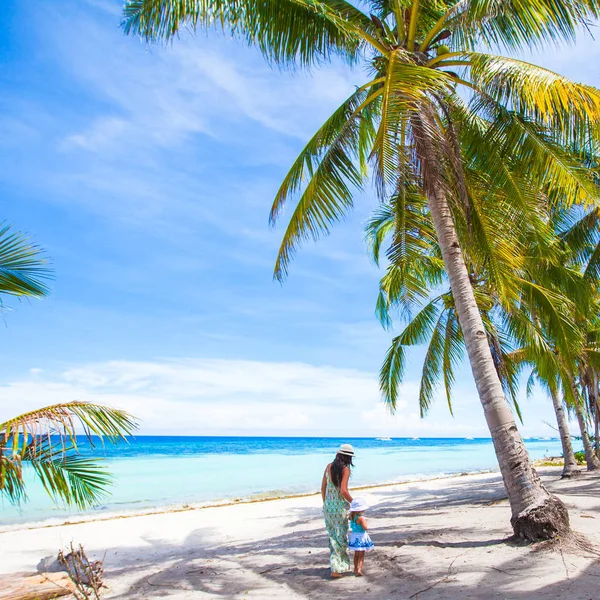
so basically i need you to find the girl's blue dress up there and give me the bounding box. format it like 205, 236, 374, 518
348, 515, 374, 552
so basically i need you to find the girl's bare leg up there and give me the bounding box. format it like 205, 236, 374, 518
355, 551, 364, 576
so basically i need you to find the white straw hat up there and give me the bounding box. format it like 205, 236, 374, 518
350, 498, 368, 512
337, 443, 355, 457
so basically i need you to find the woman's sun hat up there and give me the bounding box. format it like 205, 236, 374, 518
350, 498, 369, 512
337, 443, 355, 457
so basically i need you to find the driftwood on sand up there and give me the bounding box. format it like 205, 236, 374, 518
0, 545, 104, 600
0, 572, 75, 600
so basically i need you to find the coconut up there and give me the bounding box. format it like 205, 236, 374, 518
436, 44, 450, 56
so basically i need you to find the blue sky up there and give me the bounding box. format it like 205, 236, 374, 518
1, 0, 599, 436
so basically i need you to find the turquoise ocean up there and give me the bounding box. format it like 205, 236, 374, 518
0, 436, 563, 528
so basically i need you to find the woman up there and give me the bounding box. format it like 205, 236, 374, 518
321, 443, 354, 578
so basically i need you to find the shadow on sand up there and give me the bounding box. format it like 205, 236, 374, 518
100, 469, 600, 599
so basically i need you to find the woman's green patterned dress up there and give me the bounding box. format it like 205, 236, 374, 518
323, 469, 350, 573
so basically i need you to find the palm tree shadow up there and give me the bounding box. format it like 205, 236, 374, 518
406, 538, 507, 549
77, 469, 600, 599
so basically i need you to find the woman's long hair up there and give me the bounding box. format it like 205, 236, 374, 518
330, 452, 353, 488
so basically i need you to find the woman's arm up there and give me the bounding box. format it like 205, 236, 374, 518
357, 516, 368, 530
321, 467, 328, 502
340, 467, 353, 502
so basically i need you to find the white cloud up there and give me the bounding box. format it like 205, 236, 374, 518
65, 117, 129, 152
51, 8, 355, 157
0, 358, 567, 437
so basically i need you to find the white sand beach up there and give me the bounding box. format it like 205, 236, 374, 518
2, 467, 600, 599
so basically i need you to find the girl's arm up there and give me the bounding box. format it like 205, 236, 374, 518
321, 468, 328, 502
340, 467, 353, 502
357, 516, 368, 530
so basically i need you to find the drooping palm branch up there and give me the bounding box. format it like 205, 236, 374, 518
0, 402, 138, 508
0, 222, 52, 300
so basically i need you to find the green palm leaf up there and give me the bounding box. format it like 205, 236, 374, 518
122, 0, 370, 66
451, 0, 600, 51
468, 53, 600, 145
380, 297, 442, 411
0, 223, 52, 299
418, 309, 447, 417
1, 402, 138, 507
270, 85, 379, 280
29, 444, 113, 509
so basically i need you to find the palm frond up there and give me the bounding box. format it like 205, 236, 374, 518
584, 240, 600, 282
442, 308, 463, 416
370, 189, 445, 321
1, 401, 137, 453
514, 277, 582, 360
1, 402, 138, 508
418, 309, 447, 417
452, 0, 600, 51
558, 207, 600, 261
470, 96, 600, 209
371, 57, 454, 196
0, 223, 52, 299
270, 85, 379, 280
380, 297, 442, 411
122, 0, 369, 67
469, 53, 600, 148
28, 443, 113, 509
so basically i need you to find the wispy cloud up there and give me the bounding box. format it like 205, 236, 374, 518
0, 358, 561, 437
53, 6, 356, 158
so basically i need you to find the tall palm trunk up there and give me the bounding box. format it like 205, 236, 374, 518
594, 407, 599, 459
549, 388, 579, 478
426, 185, 569, 540
593, 372, 600, 459
573, 394, 600, 471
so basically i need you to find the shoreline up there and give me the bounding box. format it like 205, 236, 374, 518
0, 466, 497, 533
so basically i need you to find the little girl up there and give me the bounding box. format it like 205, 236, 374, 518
348, 498, 374, 576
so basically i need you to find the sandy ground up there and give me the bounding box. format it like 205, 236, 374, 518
2, 467, 600, 599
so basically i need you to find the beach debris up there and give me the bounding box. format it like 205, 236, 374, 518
0, 572, 75, 600
57, 544, 105, 600
37, 556, 68, 575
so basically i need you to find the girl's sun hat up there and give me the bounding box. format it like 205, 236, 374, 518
337, 443, 355, 457
350, 498, 368, 512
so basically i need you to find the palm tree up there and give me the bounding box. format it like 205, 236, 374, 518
513, 355, 582, 478
122, 0, 600, 539
570, 323, 600, 470
0, 223, 137, 507
547, 386, 580, 477
1, 402, 137, 508
366, 200, 583, 478
549, 208, 600, 471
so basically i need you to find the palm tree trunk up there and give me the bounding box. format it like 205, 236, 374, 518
593, 372, 600, 459
549, 388, 579, 478
594, 408, 599, 459
426, 185, 569, 540
573, 393, 600, 471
